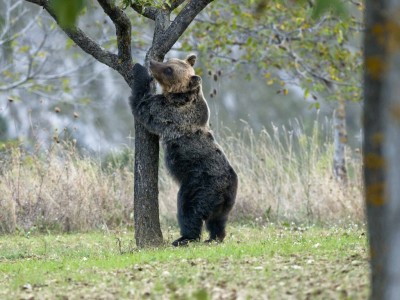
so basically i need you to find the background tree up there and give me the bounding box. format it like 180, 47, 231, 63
364, 0, 400, 298
24, 0, 214, 247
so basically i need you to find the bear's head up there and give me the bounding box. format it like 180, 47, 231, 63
149, 54, 202, 94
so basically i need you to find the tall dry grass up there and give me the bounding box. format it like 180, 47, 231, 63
222, 119, 364, 225
0, 120, 364, 234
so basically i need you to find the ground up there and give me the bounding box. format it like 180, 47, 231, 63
0, 224, 369, 299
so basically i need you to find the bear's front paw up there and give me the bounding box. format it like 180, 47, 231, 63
133, 63, 152, 82
133, 63, 146, 74
132, 63, 153, 94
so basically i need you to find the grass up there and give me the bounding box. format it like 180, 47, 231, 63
0, 224, 369, 299
0, 120, 364, 233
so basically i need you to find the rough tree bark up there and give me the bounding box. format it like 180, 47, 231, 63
333, 99, 348, 183
364, 0, 400, 298
24, 0, 214, 247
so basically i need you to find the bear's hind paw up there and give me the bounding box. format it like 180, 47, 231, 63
172, 237, 198, 247
204, 237, 224, 245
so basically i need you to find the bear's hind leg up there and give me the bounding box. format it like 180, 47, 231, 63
205, 216, 228, 243
173, 212, 203, 246
205, 182, 236, 244
172, 186, 204, 247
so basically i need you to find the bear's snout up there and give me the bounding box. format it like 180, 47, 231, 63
149, 60, 162, 76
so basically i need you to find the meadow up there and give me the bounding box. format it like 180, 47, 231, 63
0, 225, 368, 299
0, 121, 368, 299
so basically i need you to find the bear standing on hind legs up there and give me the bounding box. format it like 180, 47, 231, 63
130, 54, 238, 246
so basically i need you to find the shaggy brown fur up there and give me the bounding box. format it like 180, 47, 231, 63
130, 55, 237, 246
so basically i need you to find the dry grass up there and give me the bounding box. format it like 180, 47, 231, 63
222, 120, 364, 225
0, 144, 133, 233
0, 120, 364, 233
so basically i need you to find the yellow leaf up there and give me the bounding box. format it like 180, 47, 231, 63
19, 45, 30, 53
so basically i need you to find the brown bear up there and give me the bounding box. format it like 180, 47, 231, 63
130, 55, 238, 246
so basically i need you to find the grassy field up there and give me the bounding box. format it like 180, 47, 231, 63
0, 118, 366, 299
0, 224, 369, 299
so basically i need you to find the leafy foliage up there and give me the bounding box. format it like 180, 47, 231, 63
310, 0, 348, 19
181, 0, 362, 105
50, 0, 86, 28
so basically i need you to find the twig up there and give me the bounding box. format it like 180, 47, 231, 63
25, 0, 120, 72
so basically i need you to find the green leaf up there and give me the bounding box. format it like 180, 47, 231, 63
65, 38, 75, 50
304, 88, 310, 99
50, 0, 86, 28
312, 0, 347, 19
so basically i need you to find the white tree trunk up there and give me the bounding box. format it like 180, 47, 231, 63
333, 99, 347, 183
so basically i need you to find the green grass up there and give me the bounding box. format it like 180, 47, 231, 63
0, 225, 369, 299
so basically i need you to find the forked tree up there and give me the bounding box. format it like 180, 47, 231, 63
24, 0, 214, 247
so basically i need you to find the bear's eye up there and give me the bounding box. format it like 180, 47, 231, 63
164, 67, 173, 76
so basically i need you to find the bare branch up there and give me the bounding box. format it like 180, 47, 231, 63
97, 0, 132, 65
130, 3, 158, 20
24, 0, 120, 72
154, 0, 214, 56
0, 10, 42, 46
0, 31, 48, 91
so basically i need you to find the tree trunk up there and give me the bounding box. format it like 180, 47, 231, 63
381, 10, 400, 300
364, 1, 386, 297
364, 0, 400, 298
133, 122, 163, 247
23, 0, 215, 248
333, 99, 347, 183
132, 9, 171, 248
384, 62, 400, 299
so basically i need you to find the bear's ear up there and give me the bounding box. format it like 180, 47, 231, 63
188, 75, 202, 90
186, 54, 197, 67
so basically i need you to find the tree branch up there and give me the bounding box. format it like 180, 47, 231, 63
24, 0, 120, 72
130, 3, 158, 20
154, 0, 214, 56
97, 0, 132, 65
169, 0, 186, 10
